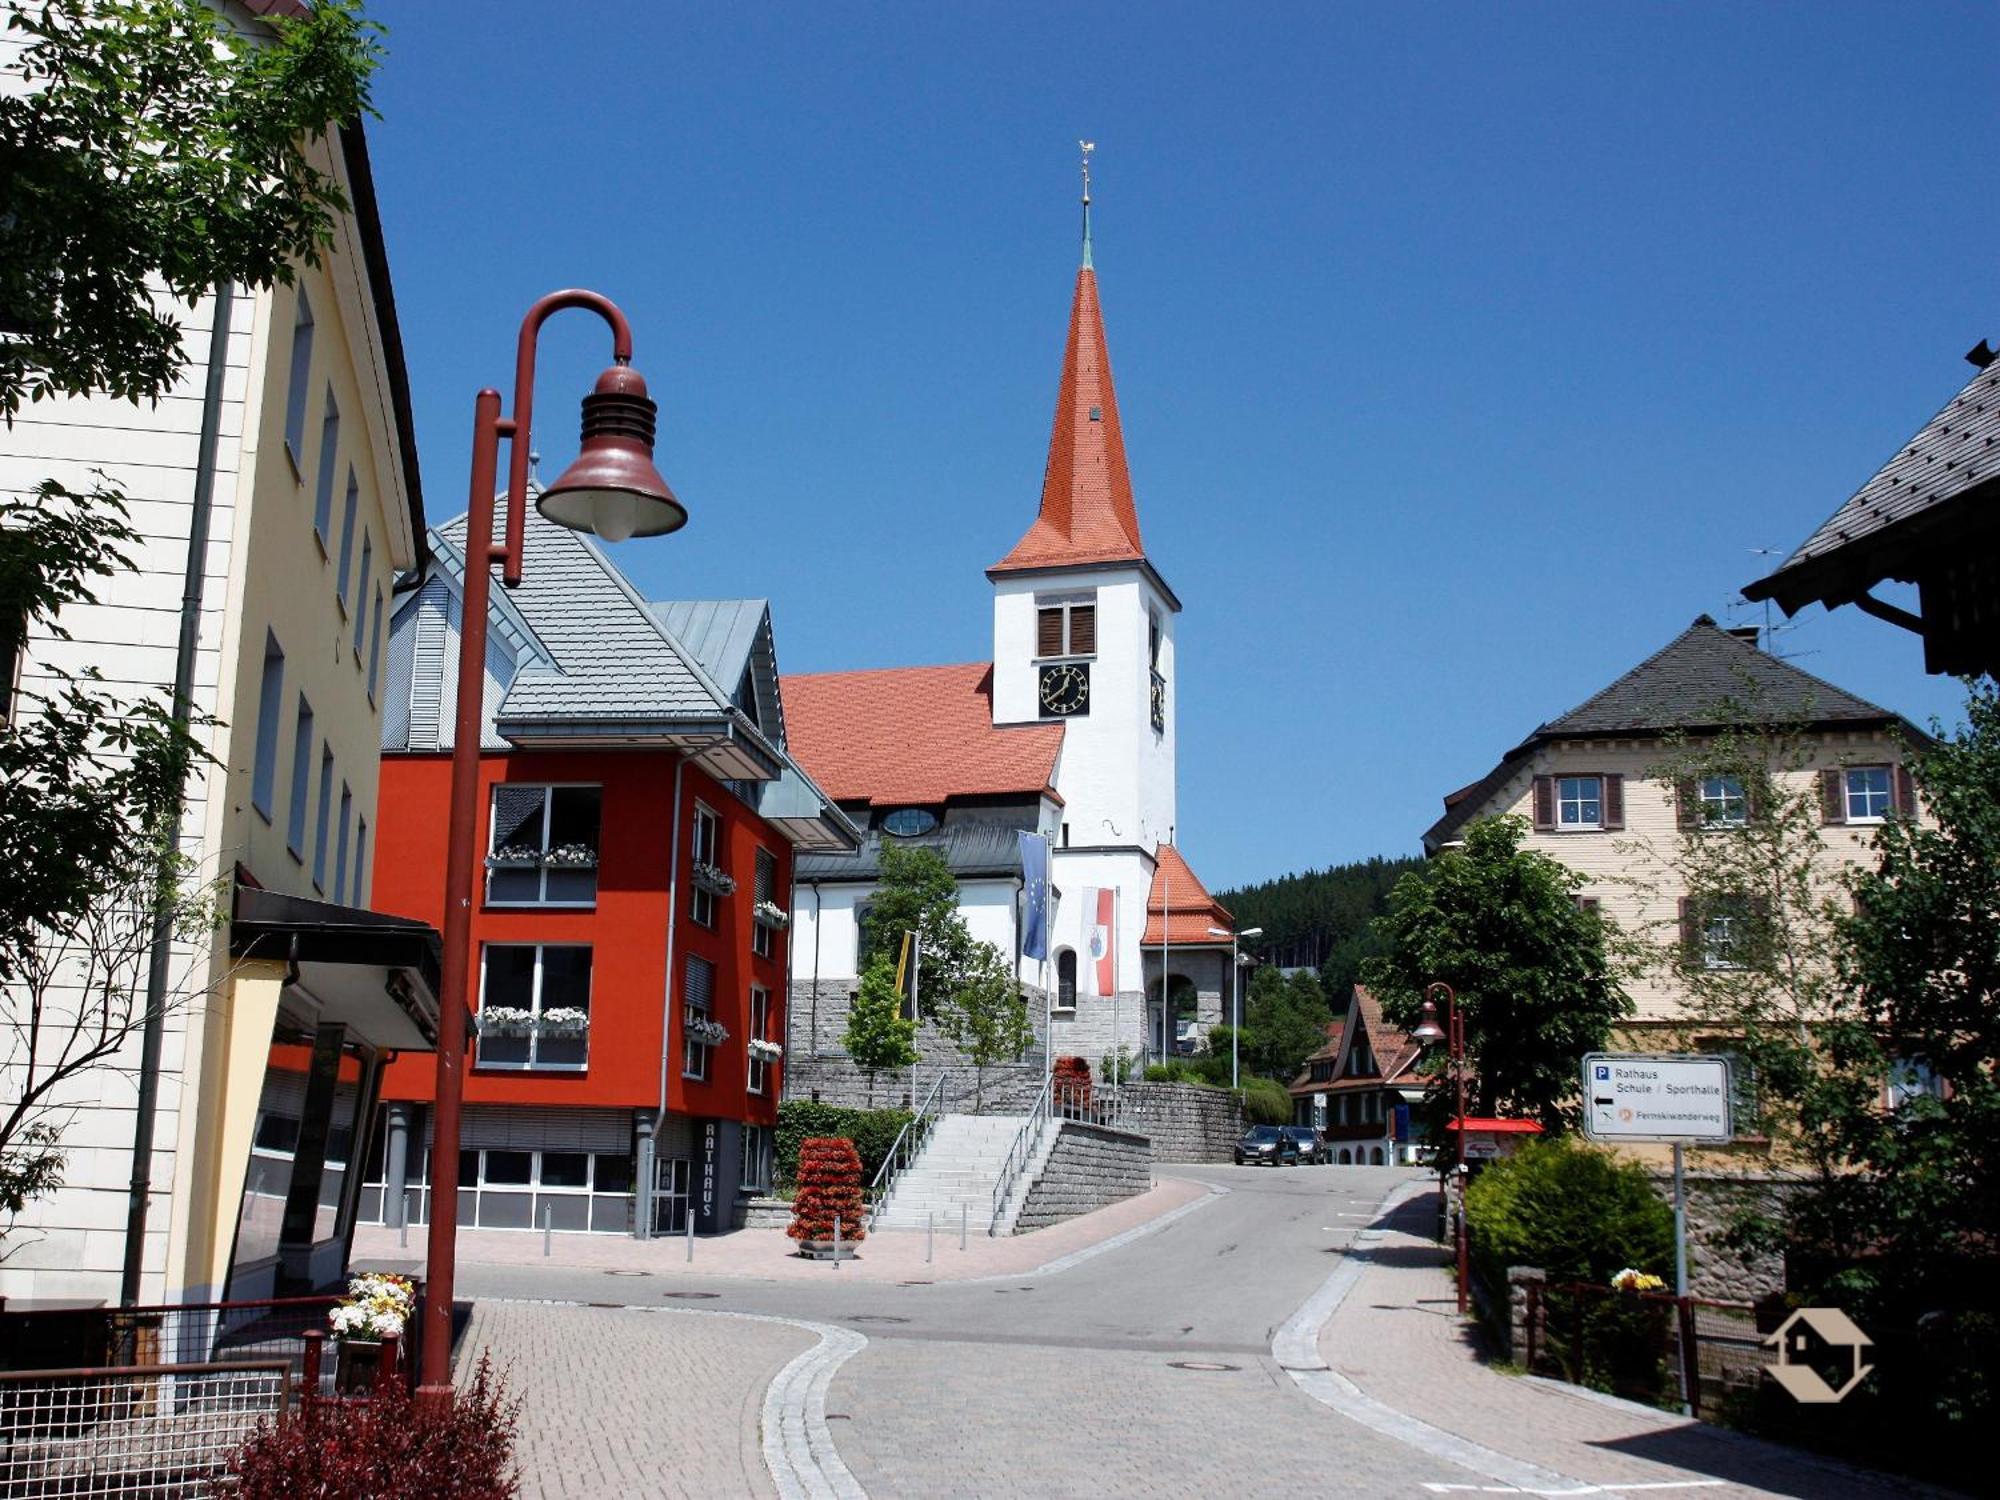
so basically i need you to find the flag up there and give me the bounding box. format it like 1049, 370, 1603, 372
1019, 831, 1050, 961
1086, 888, 1116, 996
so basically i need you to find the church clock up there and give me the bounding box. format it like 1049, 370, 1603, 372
1038, 662, 1090, 717
1150, 668, 1166, 734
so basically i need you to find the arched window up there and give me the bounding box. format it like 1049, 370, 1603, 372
1369, 1146, 1384, 1165
1056, 949, 1077, 1010
1338, 1149, 1352, 1165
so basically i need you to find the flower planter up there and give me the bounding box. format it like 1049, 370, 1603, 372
752, 901, 790, 929
691, 862, 737, 897
795, 1238, 858, 1261
335, 1338, 386, 1393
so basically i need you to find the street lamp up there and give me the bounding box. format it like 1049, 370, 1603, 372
1206, 925, 1262, 1090
1412, 981, 1470, 1316
419, 290, 683, 1395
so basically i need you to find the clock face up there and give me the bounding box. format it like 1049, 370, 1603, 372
1150, 670, 1167, 734
1039, 662, 1090, 717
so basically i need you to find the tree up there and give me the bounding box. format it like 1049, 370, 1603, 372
842, 958, 918, 1109
1219, 966, 1331, 1083
858, 844, 977, 1022
934, 942, 1034, 1111
1217, 854, 1423, 978
1362, 816, 1627, 1130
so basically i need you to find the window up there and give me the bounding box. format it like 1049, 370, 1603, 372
366, 584, 385, 702
252, 633, 285, 820
1055, 949, 1077, 1010
312, 746, 335, 892
283, 291, 314, 468
1699, 775, 1748, 828
741, 1126, 772, 1194
0, 612, 20, 726
1887, 1058, 1943, 1110
487, 784, 602, 905
1684, 894, 1762, 971
751, 847, 778, 958
352, 534, 372, 656
1845, 766, 1892, 822
880, 807, 938, 838
477, 943, 592, 1070
690, 804, 721, 927
430, 1146, 632, 1233
1533, 772, 1623, 832
1035, 596, 1096, 658
287, 694, 314, 858
352, 817, 368, 906
334, 471, 359, 609
312, 391, 340, 546
747, 985, 771, 1095
334, 783, 352, 900
683, 954, 716, 1080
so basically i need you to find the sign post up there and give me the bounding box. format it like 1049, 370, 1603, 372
1583, 1052, 1733, 1415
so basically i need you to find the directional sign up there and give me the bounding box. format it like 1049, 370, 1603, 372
1582, 1053, 1733, 1144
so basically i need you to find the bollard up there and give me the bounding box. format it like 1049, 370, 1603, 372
960, 1202, 967, 1251
687, 1207, 695, 1262
834, 1213, 842, 1269
542, 1203, 552, 1257
927, 1211, 933, 1264
398, 1192, 410, 1249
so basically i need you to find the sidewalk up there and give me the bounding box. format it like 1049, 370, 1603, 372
353, 1175, 1212, 1285
1316, 1187, 1941, 1499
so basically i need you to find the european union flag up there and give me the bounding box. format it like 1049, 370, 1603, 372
1019, 831, 1050, 961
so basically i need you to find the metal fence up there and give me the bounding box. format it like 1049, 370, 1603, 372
1521, 1280, 1764, 1417
0, 1360, 290, 1498
105, 1297, 341, 1373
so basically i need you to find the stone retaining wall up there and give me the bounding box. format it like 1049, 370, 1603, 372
1115, 1082, 1244, 1163
1013, 1121, 1152, 1233
1644, 1171, 1798, 1302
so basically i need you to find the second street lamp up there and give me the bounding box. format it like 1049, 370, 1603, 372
1412, 981, 1470, 1316
1206, 924, 1261, 1089
419, 289, 683, 1395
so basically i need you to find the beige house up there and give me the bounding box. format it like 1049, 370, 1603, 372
1422, 615, 1918, 1037
0, 21, 439, 1310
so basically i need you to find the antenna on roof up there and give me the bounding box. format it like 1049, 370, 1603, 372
1079, 139, 1096, 270
1731, 551, 1804, 658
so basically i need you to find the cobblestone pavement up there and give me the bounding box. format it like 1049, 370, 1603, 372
453, 1299, 813, 1499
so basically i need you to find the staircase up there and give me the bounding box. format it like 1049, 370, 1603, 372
869, 1113, 1038, 1231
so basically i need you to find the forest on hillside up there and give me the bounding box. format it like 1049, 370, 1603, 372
1217, 855, 1427, 997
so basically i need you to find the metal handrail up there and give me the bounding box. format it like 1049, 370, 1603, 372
988, 1078, 1051, 1236
865, 1071, 949, 1226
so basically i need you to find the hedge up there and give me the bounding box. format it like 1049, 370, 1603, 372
1465, 1134, 1676, 1295
775, 1101, 912, 1189
1239, 1076, 1294, 1125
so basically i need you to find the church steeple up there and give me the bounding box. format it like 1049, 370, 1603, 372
991, 184, 1148, 577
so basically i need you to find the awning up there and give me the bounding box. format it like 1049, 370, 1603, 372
230, 885, 444, 1051
1446, 1117, 1544, 1135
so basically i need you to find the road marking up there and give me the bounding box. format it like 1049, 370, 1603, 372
1420, 1484, 1725, 1495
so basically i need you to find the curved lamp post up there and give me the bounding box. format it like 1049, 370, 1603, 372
1206, 925, 1262, 1089
1412, 980, 1470, 1316
419, 290, 684, 1394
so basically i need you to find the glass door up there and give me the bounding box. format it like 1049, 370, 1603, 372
652, 1157, 691, 1235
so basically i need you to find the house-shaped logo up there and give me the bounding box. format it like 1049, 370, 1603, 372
1764, 1308, 1873, 1404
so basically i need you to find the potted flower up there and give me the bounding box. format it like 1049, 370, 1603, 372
476, 1006, 536, 1037
691, 860, 736, 897
788, 1137, 865, 1259
1610, 1268, 1666, 1294
747, 1038, 784, 1064
538, 1006, 590, 1037
684, 1009, 731, 1047
542, 841, 598, 870
752, 899, 790, 929
329, 1272, 415, 1391
484, 843, 543, 869
1053, 1055, 1093, 1115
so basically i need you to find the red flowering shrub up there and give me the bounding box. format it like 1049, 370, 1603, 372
1053, 1055, 1093, 1113
213, 1352, 519, 1499
787, 1135, 867, 1244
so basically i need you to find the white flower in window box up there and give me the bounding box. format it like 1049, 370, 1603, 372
542, 842, 599, 870
747, 1038, 784, 1064
684, 1011, 731, 1046
752, 899, 790, 929
537, 1006, 590, 1036
476, 1006, 536, 1037
691, 861, 736, 897
485, 844, 543, 869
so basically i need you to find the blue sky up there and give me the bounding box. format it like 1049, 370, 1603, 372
363, 1, 1995, 890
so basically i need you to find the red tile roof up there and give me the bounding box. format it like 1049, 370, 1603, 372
1141, 844, 1235, 945
1352, 985, 1424, 1083
779, 662, 1064, 808
992, 267, 1148, 574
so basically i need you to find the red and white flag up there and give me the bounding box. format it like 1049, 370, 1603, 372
1086, 888, 1116, 996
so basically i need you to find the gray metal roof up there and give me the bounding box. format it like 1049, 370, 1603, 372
796, 815, 1035, 883
650, 598, 787, 747
1746, 358, 2000, 611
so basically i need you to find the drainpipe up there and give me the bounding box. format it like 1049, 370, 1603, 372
638, 752, 687, 1239
808, 881, 822, 1067
121, 281, 234, 1307
777, 862, 798, 1101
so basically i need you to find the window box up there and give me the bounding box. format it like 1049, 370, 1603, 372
684, 1009, 731, 1047
485, 846, 543, 870
692, 861, 736, 898
537, 1006, 590, 1037
475, 1007, 537, 1038
487, 786, 602, 905
543, 843, 600, 870
747, 1038, 784, 1064
752, 900, 790, 929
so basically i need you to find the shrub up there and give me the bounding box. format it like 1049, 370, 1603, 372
1465, 1135, 1675, 1294
788, 1136, 867, 1244
1097, 1046, 1140, 1083
1053, 1055, 1092, 1112
1240, 1076, 1293, 1125
775, 1101, 911, 1189
215, 1352, 518, 1499
1143, 1061, 1201, 1084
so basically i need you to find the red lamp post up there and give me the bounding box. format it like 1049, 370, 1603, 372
418, 290, 685, 1395
1412, 981, 1470, 1317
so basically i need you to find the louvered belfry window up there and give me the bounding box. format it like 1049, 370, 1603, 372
1035, 597, 1097, 658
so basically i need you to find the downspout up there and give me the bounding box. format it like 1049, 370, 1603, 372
808, 881, 822, 1067
776, 862, 798, 1100
640, 752, 687, 1238
121, 281, 234, 1307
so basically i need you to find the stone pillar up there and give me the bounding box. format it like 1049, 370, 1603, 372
382, 1103, 411, 1229
1508, 1265, 1547, 1365
633, 1109, 658, 1240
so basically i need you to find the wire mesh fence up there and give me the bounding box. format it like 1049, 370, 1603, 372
0, 1360, 289, 1498
1522, 1280, 1764, 1417
104, 1297, 341, 1372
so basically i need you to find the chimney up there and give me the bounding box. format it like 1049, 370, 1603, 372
1728, 626, 1761, 648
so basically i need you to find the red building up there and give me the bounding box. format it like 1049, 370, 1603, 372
368, 509, 855, 1237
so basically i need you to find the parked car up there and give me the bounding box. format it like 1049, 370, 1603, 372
1280, 1126, 1327, 1164
1233, 1125, 1299, 1167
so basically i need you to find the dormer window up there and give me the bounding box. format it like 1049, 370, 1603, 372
880, 807, 939, 838
1036, 596, 1096, 659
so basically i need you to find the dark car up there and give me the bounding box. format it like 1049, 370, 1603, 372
1234, 1125, 1299, 1167
1280, 1126, 1327, 1165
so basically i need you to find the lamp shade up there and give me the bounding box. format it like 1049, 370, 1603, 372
1411, 1000, 1445, 1044
536, 364, 687, 542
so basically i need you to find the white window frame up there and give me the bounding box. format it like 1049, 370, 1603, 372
444, 1146, 633, 1234
1886, 1058, 1942, 1110
683, 953, 715, 1081
1556, 775, 1603, 830
1699, 774, 1748, 828
1701, 896, 1754, 971
476, 943, 593, 1072
691, 803, 721, 928
747, 985, 770, 1095
740, 1126, 772, 1194
1845, 765, 1892, 823
485, 784, 602, 907
751, 847, 778, 958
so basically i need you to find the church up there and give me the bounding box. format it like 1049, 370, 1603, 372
781, 206, 1237, 1105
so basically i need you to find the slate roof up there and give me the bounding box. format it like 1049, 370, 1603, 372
650, 598, 787, 748
1141, 844, 1235, 946
1422, 615, 1904, 849
780, 662, 1065, 807
1746, 357, 2000, 613
796, 818, 1036, 884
